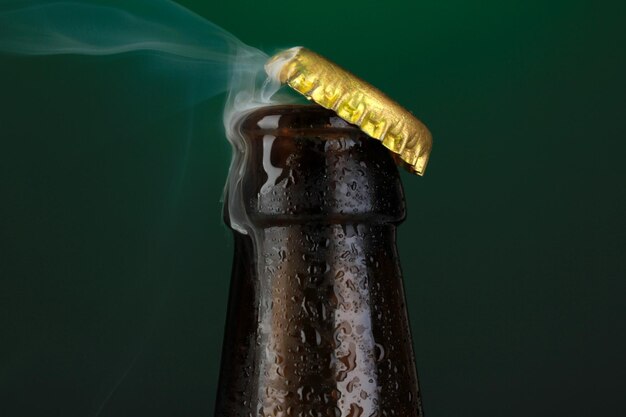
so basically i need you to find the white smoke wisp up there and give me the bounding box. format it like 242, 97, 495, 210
0, 0, 302, 233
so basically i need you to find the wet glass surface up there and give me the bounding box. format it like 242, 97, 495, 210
216, 105, 423, 417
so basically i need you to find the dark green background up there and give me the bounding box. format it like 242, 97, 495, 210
1, 0, 625, 416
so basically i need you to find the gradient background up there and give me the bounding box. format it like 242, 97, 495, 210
1, 1, 625, 416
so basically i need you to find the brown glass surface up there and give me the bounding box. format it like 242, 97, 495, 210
216, 105, 423, 417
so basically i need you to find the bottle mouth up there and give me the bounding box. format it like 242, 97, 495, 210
238, 104, 365, 137
232, 103, 406, 227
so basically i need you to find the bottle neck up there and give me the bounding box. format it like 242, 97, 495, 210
220, 221, 421, 417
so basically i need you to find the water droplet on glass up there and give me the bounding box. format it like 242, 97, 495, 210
347, 403, 364, 417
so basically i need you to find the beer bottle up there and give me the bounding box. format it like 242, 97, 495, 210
215, 104, 424, 417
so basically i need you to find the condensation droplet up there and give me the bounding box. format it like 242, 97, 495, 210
347, 403, 364, 417
374, 343, 385, 362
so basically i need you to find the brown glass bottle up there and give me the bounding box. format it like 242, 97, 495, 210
215, 105, 423, 417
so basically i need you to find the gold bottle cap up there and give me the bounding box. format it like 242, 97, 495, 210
265, 47, 432, 175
